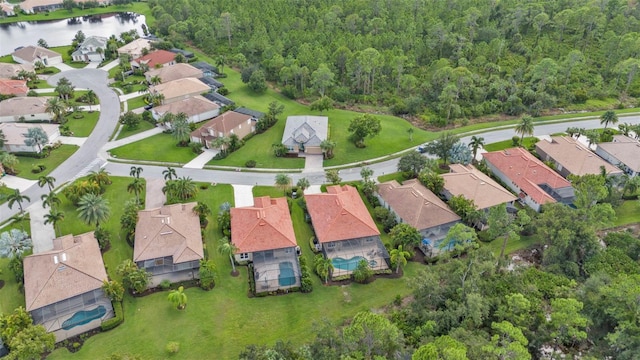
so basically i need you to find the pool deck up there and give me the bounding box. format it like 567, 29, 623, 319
328, 246, 389, 278
254, 259, 301, 293
39, 300, 114, 342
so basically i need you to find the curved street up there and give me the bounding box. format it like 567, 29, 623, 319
2, 68, 640, 225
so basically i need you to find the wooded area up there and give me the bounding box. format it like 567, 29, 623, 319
148, 0, 640, 126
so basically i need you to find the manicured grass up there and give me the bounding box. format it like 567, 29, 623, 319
64, 111, 99, 137
126, 95, 148, 111
377, 172, 407, 184
483, 137, 539, 152
0, 3, 154, 25
253, 185, 287, 198
0, 54, 14, 63
115, 120, 156, 140
484, 234, 541, 257
13, 145, 79, 180
112, 75, 147, 94
0, 184, 15, 205
614, 200, 640, 226
28, 79, 54, 89
109, 133, 197, 164
0, 217, 31, 315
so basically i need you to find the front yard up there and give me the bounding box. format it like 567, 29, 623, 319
483, 136, 539, 152
64, 111, 99, 137
115, 120, 156, 140
109, 133, 198, 164
13, 144, 78, 180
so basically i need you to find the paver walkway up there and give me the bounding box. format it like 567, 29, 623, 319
28, 201, 56, 254
145, 178, 166, 209
183, 149, 219, 169
232, 185, 254, 207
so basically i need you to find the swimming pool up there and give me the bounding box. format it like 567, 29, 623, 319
332, 256, 368, 271
278, 261, 296, 286
61, 305, 106, 330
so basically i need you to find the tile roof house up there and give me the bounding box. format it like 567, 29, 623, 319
117, 38, 153, 59
145, 63, 203, 84
1, 1, 16, 16
0, 96, 53, 122
441, 164, 517, 210
19, 0, 109, 13
150, 77, 210, 105
376, 179, 461, 255
306, 185, 389, 277
134, 203, 204, 287
190, 110, 256, 149
24, 232, 114, 341
483, 147, 575, 212
0, 122, 60, 153
536, 136, 623, 178
0, 78, 29, 96
595, 135, 640, 177
71, 36, 108, 62
131, 50, 176, 70
12, 45, 62, 66
0, 63, 34, 78
151, 95, 219, 124
281, 115, 328, 156
231, 196, 301, 293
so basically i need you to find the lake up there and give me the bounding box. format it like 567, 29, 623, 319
0, 13, 146, 55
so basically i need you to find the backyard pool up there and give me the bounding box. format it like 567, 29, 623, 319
61, 305, 106, 330
332, 256, 367, 271
278, 261, 296, 286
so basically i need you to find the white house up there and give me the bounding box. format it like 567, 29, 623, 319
595, 135, 640, 177
71, 36, 108, 63
0, 122, 60, 153
11, 46, 62, 66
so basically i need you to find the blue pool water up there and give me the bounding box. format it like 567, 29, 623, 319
61, 305, 106, 330
278, 262, 296, 286
332, 256, 367, 271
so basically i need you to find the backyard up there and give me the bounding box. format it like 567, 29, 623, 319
0, 217, 30, 315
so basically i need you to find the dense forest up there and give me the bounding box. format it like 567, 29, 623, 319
148, 0, 640, 125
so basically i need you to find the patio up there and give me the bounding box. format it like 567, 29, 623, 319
323, 238, 390, 278
252, 252, 301, 293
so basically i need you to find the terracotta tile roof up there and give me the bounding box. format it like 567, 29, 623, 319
23, 232, 108, 311
134, 203, 204, 264
376, 179, 460, 231
190, 110, 252, 140
152, 77, 210, 101
231, 196, 297, 253
596, 135, 640, 172
305, 185, 379, 243
441, 164, 517, 210
536, 136, 622, 177
0, 63, 34, 78
0, 78, 28, 96
11, 45, 61, 63
0, 96, 52, 117
132, 50, 176, 68
483, 147, 572, 205
152, 95, 219, 118
146, 63, 203, 83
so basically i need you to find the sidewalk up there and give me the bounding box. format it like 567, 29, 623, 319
101, 59, 119, 72
33, 87, 88, 94
183, 149, 219, 169
102, 127, 164, 151
0, 176, 36, 192
119, 92, 145, 102
58, 136, 87, 146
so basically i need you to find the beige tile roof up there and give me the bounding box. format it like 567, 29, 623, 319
231, 197, 297, 253
146, 63, 203, 83
305, 185, 380, 243
0, 122, 58, 146
442, 164, 517, 210
0, 96, 52, 117
536, 136, 622, 176
12, 45, 61, 63
152, 95, 218, 118
23, 232, 108, 311
0, 63, 34, 78
117, 38, 153, 57
376, 179, 461, 231
596, 135, 640, 172
134, 203, 204, 264
190, 110, 252, 139
152, 78, 210, 101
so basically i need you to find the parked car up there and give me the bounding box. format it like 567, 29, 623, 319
417, 144, 427, 153
143, 104, 153, 110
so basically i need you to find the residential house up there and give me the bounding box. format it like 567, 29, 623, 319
20, 0, 110, 13
117, 38, 153, 59
376, 179, 461, 255
145, 63, 203, 84
151, 95, 219, 124
536, 136, 623, 178
71, 36, 108, 62
281, 115, 328, 155
190, 110, 255, 149
595, 135, 640, 177
23, 232, 114, 342
0, 63, 34, 78
150, 77, 210, 105
306, 185, 390, 278
191, 61, 218, 77
483, 147, 575, 212
12, 45, 62, 66
231, 196, 301, 293
1, 1, 16, 16
0, 78, 29, 96
0, 96, 53, 123
0, 122, 60, 153
202, 91, 234, 106
134, 203, 204, 287
130, 50, 176, 70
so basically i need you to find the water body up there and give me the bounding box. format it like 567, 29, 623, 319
0, 13, 146, 55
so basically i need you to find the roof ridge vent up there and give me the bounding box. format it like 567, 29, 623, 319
160, 231, 173, 235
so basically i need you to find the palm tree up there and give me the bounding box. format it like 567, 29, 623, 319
44, 209, 64, 237
41, 191, 61, 210
37, 175, 56, 191
168, 286, 188, 310
172, 177, 197, 200
171, 112, 191, 145
468, 136, 485, 163
0, 229, 32, 259
193, 202, 211, 226
217, 237, 238, 275
127, 178, 144, 204
88, 169, 112, 189
77, 193, 110, 227
407, 127, 414, 142
623, 176, 640, 197
7, 190, 30, 215
314, 255, 334, 284
600, 110, 618, 129
390, 245, 412, 274
150, 75, 161, 85
129, 166, 143, 178
163, 166, 177, 181
296, 177, 310, 193
215, 55, 225, 75
102, 280, 124, 303
275, 173, 292, 195
45, 97, 65, 123
85, 90, 97, 112
618, 123, 632, 136
320, 139, 336, 159
514, 115, 534, 146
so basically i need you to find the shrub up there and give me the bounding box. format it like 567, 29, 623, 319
159, 280, 171, 290
199, 183, 209, 190
101, 302, 124, 331
511, 136, 520, 147
199, 260, 216, 291
31, 164, 45, 173
218, 87, 229, 96
299, 256, 313, 293
95, 227, 111, 250
166, 341, 180, 354
245, 160, 256, 168
190, 142, 203, 154
352, 259, 373, 283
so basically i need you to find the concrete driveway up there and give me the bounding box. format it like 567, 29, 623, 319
145, 178, 166, 209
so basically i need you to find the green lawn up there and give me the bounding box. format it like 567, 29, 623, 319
0, 218, 31, 315
483, 137, 539, 152
253, 186, 287, 198
614, 200, 640, 226
115, 121, 156, 140
0, 184, 15, 205
377, 172, 408, 184
484, 235, 541, 257
28, 79, 54, 89
13, 145, 78, 180
126, 95, 148, 111
0, 2, 154, 26
109, 133, 197, 164
112, 75, 147, 94
65, 111, 99, 137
